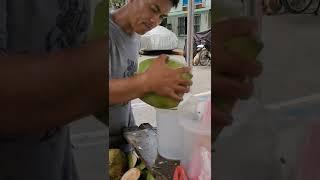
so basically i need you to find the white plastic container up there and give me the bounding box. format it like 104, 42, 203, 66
177, 94, 211, 178
179, 115, 211, 178
156, 108, 183, 160
155, 93, 198, 160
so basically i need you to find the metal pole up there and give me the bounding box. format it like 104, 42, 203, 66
186, 0, 195, 67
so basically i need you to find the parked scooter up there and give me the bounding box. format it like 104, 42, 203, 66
183, 28, 211, 66
193, 42, 211, 66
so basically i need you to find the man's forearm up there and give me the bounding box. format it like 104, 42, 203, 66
109, 73, 148, 105
0, 39, 108, 135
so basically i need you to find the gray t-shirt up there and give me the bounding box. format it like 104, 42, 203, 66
108, 15, 140, 148
0, 0, 91, 179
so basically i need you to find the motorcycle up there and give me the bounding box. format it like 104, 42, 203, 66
183, 28, 211, 66
193, 42, 211, 66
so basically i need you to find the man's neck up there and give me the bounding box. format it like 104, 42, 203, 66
111, 6, 135, 36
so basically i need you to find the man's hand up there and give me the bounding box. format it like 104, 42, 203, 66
213, 17, 263, 128
142, 54, 192, 101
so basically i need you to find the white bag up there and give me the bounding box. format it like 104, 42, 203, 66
140, 26, 178, 51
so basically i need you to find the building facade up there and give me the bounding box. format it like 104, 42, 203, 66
161, 0, 211, 48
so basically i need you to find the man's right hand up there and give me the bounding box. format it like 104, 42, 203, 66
142, 54, 192, 101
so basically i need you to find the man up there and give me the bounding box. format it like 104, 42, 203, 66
0, 1, 107, 179
108, 0, 191, 149
108, 0, 262, 148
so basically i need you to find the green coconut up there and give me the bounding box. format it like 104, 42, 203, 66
137, 58, 193, 109
224, 36, 264, 60
213, 1, 264, 111
213, 2, 264, 61
215, 37, 263, 112
109, 149, 128, 180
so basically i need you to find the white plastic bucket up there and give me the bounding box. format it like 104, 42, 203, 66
156, 108, 184, 160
